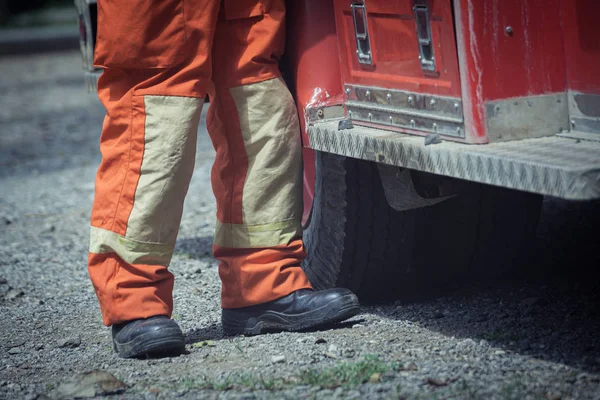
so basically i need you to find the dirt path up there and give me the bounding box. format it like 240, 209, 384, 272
1, 51, 599, 400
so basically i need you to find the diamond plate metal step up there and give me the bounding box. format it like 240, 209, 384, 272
308, 121, 600, 200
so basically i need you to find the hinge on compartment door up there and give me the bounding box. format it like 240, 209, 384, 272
413, 1, 436, 72
351, 2, 372, 65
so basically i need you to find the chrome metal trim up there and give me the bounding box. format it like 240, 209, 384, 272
344, 84, 464, 137
346, 103, 464, 137
485, 93, 569, 142
413, 3, 436, 72
568, 92, 600, 134
558, 130, 600, 143
345, 85, 463, 120
74, 0, 96, 72
570, 117, 600, 134
308, 120, 600, 200
85, 70, 101, 93
351, 3, 372, 65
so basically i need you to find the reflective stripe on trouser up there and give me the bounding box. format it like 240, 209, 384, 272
88, 0, 311, 326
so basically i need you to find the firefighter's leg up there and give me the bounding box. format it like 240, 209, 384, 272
209, 0, 359, 334
88, 0, 220, 356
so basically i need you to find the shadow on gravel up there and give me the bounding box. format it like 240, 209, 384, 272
373, 197, 600, 374
186, 323, 224, 344
185, 320, 367, 345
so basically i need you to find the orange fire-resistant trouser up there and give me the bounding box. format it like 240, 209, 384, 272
88, 0, 312, 326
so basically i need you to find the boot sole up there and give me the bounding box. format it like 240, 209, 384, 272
222, 293, 360, 336
113, 327, 185, 358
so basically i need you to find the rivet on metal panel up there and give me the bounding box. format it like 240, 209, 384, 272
386, 93, 392, 104
389, 116, 393, 124
454, 102, 460, 110
317, 109, 325, 119
345, 88, 351, 95
410, 119, 416, 128
349, 110, 353, 119
408, 95, 414, 105
456, 127, 462, 135
365, 90, 371, 99
430, 99, 436, 107
368, 112, 373, 121
432, 123, 438, 132
505, 26, 514, 36
571, 119, 576, 128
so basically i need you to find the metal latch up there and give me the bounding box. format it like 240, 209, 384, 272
351, 3, 372, 65
413, 2, 436, 72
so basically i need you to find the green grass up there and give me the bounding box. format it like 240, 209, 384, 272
298, 355, 389, 388
176, 355, 392, 392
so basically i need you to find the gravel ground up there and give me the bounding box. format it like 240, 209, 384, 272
1, 51, 599, 400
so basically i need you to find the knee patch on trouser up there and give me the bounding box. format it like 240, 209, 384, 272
89, 95, 204, 325
208, 78, 312, 308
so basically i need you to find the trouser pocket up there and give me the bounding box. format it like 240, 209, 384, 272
94, 0, 187, 69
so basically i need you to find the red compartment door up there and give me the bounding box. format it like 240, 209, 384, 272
334, 0, 461, 97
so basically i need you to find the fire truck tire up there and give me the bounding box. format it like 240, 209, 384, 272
302, 151, 543, 302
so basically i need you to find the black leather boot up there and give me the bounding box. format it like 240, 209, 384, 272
111, 316, 185, 358
221, 288, 360, 336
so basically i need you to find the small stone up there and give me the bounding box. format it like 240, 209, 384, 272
5, 290, 25, 300
577, 373, 588, 381
7, 339, 26, 349
8, 347, 22, 355
58, 336, 81, 349
369, 373, 381, 383
315, 338, 327, 344
343, 349, 356, 358
403, 362, 418, 371
42, 224, 56, 233
0, 277, 7, 284
57, 370, 127, 398
494, 350, 506, 355
352, 324, 364, 329
456, 339, 477, 353
194, 267, 202, 274
271, 355, 286, 364
426, 378, 447, 387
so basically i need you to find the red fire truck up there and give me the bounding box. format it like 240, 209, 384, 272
75, 0, 600, 301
